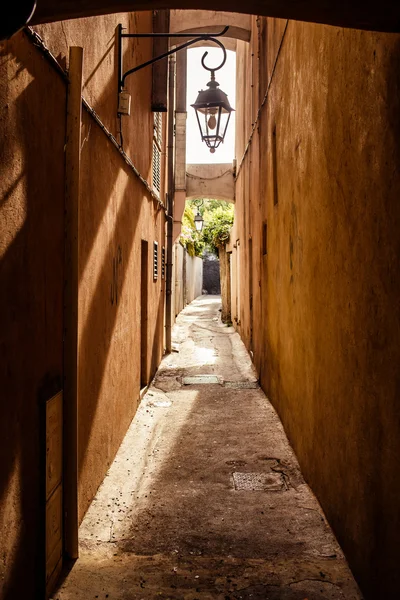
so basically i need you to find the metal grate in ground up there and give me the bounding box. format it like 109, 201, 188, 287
223, 381, 259, 389
232, 471, 288, 492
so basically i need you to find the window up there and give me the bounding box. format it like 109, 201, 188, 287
152, 113, 162, 196
161, 246, 166, 279
153, 241, 159, 280
154, 111, 162, 146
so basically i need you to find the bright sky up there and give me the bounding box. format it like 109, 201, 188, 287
186, 47, 236, 164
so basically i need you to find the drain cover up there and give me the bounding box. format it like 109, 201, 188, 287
182, 375, 220, 385
232, 472, 287, 492
224, 381, 259, 389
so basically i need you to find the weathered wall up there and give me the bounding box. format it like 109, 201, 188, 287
186, 163, 235, 203
0, 30, 66, 598
0, 10, 167, 597
170, 9, 251, 43
234, 16, 400, 599
174, 242, 185, 317
186, 253, 203, 303
32, 10, 167, 522
219, 245, 231, 322
173, 242, 203, 316
77, 109, 166, 519
34, 13, 154, 174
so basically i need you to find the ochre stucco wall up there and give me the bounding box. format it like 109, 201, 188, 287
235, 16, 400, 599
34, 12, 154, 175
172, 243, 203, 316
77, 108, 166, 520
0, 30, 66, 598
186, 254, 203, 303
32, 10, 167, 524
0, 11, 167, 597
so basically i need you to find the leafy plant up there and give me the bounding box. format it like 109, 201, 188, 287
201, 204, 234, 255
179, 205, 204, 257
180, 199, 234, 257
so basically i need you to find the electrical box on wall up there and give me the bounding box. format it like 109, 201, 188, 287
118, 91, 131, 116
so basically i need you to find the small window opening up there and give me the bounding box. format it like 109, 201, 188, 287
161, 246, 166, 279
272, 125, 278, 206
262, 221, 268, 255
153, 241, 158, 280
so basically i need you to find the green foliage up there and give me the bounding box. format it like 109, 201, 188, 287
201, 203, 234, 255
179, 205, 204, 257
200, 199, 230, 212
180, 199, 234, 257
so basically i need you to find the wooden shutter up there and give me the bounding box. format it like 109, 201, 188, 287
153, 241, 158, 280
152, 113, 162, 196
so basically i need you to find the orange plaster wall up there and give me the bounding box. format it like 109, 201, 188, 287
0, 10, 167, 596
235, 16, 400, 599
32, 11, 167, 524
0, 30, 66, 598
77, 109, 166, 520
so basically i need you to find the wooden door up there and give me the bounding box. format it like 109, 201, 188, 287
44, 392, 63, 598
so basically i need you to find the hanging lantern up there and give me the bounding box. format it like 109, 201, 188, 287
191, 42, 234, 154
191, 73, 234, 153
115, 25, 233, 153
194, 209, 204, 232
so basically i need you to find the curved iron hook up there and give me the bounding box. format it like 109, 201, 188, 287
201, 37, 227, 74
119, 25, 230, 91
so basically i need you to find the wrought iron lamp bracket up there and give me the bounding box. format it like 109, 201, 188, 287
117, 24, 229, 96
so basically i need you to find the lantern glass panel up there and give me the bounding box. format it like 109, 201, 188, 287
194, 214, 203, 232
191, 77, 234, 152
195, 107, 231, 152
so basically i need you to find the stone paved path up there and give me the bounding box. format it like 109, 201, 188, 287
52, 296, 363, 600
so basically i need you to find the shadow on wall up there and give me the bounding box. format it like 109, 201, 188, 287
74, 11, 163, 517
360, 34, 400, 599
0, 31, 65, 598
202, 250, 220, 295
149, 292, 165, 384
311, 31, 400, 600
257, 28, 400, 600
0, 14, 164, 597
77, 129, 141, 484
50, 299, 360, 599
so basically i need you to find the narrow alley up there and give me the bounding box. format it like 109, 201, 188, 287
52, 296, 362, 600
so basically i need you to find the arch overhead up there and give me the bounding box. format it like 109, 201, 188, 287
186, 164, 235, 204
29, 1, 400, 33
170, 10, 250, 51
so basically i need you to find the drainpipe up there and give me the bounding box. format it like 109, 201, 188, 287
64, 46, 83, 560
165, 54, 175, 352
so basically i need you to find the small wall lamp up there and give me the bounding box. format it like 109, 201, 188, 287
194, 209, 204, 232
117, 24, 234, 152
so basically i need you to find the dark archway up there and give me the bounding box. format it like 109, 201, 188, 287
26, 0, 400, 33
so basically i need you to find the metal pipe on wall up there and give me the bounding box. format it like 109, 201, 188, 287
165, 54, 175, 352
64, 45, 83, 561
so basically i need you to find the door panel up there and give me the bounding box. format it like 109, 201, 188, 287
45, 391, 63, 598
